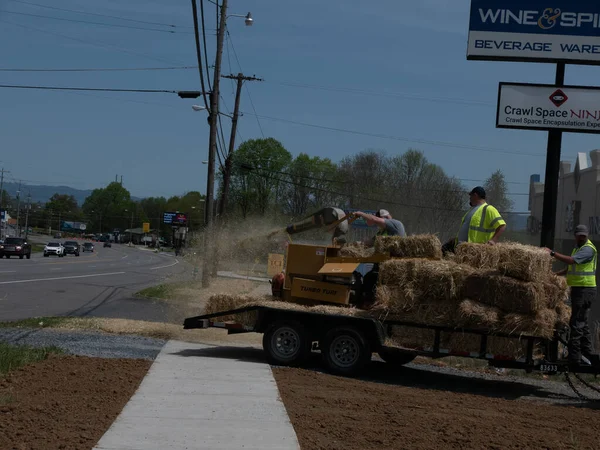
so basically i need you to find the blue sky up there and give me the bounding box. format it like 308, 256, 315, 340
0, 0, 599, 212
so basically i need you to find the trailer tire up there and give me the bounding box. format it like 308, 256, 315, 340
322, 327, 371, 376
263, 321, 310, 367
378, 348, 416, 366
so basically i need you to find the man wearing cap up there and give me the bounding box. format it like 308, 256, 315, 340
443, 186, 506, 254
354, 209, 406, 247
546, 224, 597, 365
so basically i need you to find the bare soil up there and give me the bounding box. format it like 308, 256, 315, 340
0, 354, 150, 450
273, 367, 600, 450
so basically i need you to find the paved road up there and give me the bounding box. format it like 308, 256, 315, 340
0, 243, 188, 322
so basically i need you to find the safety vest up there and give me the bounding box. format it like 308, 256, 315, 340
567, 240, 597, 288
457, 203, 505, 244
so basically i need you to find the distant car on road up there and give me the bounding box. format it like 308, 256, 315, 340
103, 241, 112, 248
44, 242, 65, 257
54, 233, 62, 239
82, 242, 95, 252
0, 237, 32, 259
63, 240, 80, 257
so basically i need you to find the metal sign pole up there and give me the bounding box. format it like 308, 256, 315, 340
540, 63, 566, 249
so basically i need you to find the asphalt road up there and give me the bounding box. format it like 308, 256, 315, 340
0, 243, 188, 322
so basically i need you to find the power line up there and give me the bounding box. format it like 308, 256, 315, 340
190, 0, 211, 112
0, 65, 197, 72
6, 0, 193, 29
240, 112, 545, 157
0, 84, 193, 94
0, 9, 191, 34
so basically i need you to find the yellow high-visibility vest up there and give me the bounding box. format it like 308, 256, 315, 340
458, 203, 506, 244
567, 240, 597, 288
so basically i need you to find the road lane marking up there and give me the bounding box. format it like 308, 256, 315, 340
0, 270, 16, 274
150, 259, 179, 270
0, 272, 126, 285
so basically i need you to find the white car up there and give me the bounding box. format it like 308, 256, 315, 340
44, 242, 65, 257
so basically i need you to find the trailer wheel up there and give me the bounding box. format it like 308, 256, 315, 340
378, 348, 416, 366
322, 327, 371, 376
263, 321, 310, 367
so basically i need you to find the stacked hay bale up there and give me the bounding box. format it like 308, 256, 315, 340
376, 237, 571, 358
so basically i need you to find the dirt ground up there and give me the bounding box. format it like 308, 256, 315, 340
273, 367, 600, 450
0, 355, 150, 450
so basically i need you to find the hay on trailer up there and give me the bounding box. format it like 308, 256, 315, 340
464, 272, 546, 314
555, 301, 572, 327
376, 259, 475, 309
374, 234, 442, 260
338, 243, 375, 258
454, 242, 501, 271
383, 302, 459, 326
458, 299, 501, 329
544, 274, 570, 309
496, 242, 552, 282
501, 309, 558, 339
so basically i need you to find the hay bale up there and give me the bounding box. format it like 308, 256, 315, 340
501, 309, 558, 339
455, 242, 501, 271
458, 299, 501, 329
464, 272, 546, 314
338, 243, 374, 258
383, 302, 459, 326
375, 234, 442, 260
377, 259, 475, 309
544, 274, 570, 309
203, 294, 276, 325
555, 301, 571, 327
496, 242, 552, 282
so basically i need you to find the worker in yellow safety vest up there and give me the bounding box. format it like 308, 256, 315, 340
442, 186, 506, 254
546, 224, 598, 365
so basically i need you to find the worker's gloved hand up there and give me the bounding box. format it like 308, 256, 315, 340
486, 240, 496, 246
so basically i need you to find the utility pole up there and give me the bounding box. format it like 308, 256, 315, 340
15, 181, 21, 237
202, 0, 228, 287
24, 191, 31, 239
219, 73, 262, 216
0, 168, 10, 239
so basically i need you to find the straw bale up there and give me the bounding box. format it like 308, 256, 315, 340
338, 243, 374, 258
374, 234, 442, 260
455, 243, 501, 271
383, 302, 459, 326
501, 309, 558, 339
458, 299, 501, 329
464, 272, 547, 314
544, 274, 570, 309
203, 294, 275, 325
555, 302, 572, 327
496, 242, 552, 282
377, 259, 475, 309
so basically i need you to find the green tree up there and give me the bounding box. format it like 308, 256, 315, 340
484, 169, 513, 213
82, 182, 132, 233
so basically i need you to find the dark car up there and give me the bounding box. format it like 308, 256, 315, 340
82, 242, 95, 252
63, 240, 80, 256
103, 241, 112, 248
0, 237, 32, 259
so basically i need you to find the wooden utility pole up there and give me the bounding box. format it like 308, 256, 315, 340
24, 191, 31, 239
219, 73, 262, 215
0, 168, 10, 238
15, 181, 21, 237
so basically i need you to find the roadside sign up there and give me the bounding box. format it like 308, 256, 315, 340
467, 0, 600, 64
267, 253, 284, 276
143, 222, 150, 233
496, 83, 600, 133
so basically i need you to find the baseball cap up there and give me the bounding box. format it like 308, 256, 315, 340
469, 186, 486, 199
376, 209, 391, 218
575, 224, 589, 236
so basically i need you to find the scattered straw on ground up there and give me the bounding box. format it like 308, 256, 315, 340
496, 242, 552, 282
464, 272, 547, 314
374, 235, 442, 260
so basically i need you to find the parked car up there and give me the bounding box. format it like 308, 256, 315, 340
0, 237, 32, 259
44, 242, 65, 257
103, 241, 112, 248
82, 242, 95, 252
63, 240, 80, 257
53, 233, 62, 239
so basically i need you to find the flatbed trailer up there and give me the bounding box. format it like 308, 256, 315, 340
183, 305, 600, 386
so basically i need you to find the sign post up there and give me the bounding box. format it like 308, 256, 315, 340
267, 253, 285, 276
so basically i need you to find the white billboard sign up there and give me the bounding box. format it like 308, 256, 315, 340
496, 83, 600, 133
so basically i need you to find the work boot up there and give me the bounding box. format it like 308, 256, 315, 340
583, 353, 600, 366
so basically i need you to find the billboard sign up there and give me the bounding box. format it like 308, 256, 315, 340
60, 221, 87, 232
143, 222, 150, 233
163, 212, 188, 226
467, 1, 600, 64
496, 83, 600, 133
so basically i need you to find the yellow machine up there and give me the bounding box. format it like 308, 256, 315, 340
270, 207, 389, 307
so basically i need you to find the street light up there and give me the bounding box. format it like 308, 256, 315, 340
192, 105, 207, 112
228, 12, 253, 26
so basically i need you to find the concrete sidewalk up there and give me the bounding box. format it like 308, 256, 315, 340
94, 340, 299, 450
